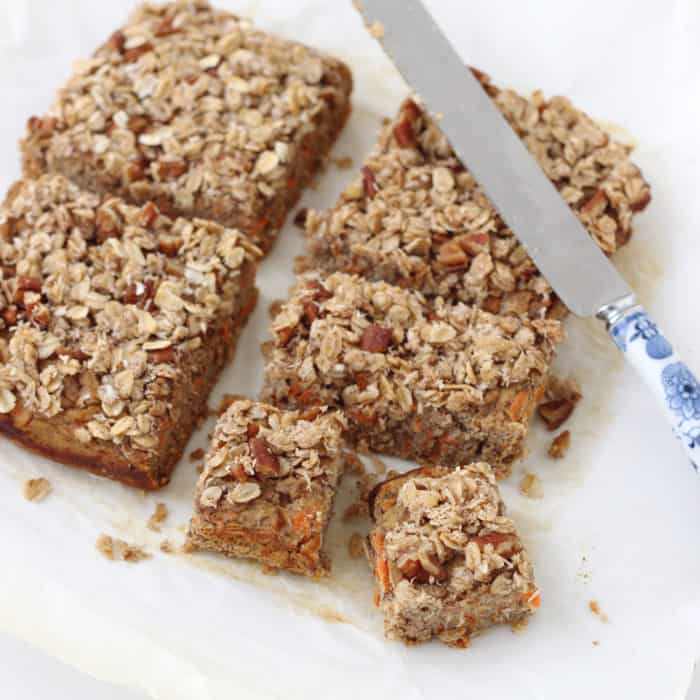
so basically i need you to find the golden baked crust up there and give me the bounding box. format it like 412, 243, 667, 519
20, 0, 353, 253
261, 272, 562, 478
0, 174, 258, 489
367, 464, 538, 647
305, 70, 650, 316
188, 400, 345, 577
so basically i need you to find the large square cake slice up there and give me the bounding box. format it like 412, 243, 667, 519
21, 0, 353, 253
0, 174, 258, 489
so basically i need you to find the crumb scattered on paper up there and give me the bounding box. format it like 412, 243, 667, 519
147, 502, 169, 532
369, 454, 387, 475
548, 430, 571, 459
519, 472, 543, 499
293, 254, 311, 274
344, 451, 364, 474
23, 478, 51, 502
511, 618, 529, 633
589, 600, 609, 623
189, 448, 205, 462
268, 299, 284, 318
368, 20, 384, 38
182, 540, 196, 554
332, 156, 353, 170
160, 540, 174, 553
293, 207, 308, 228
348, 532, 364, 559
592, 640, 600, 646
217, 393, 244, 416
96, 534, 150, 562
262, 564, 279, 576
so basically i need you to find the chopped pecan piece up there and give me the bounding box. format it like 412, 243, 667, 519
437, 241, 468, 267
457, 231, 490, 255
538, 398, 575, 430
140, 201, 159, 228
293, 207, 308, 228
149, 347, 176, 364
158, 160, 188, 179
302, 301, 319, 325
123, 43, 153, 63
361, 166, 377, 198
154, 16, 179, 37
249, 436, 280, 477
107, 30, 126, 52
127, 115, 150, 134
360, 324, 393, 353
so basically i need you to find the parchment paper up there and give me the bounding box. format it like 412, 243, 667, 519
1, 1, 699, 698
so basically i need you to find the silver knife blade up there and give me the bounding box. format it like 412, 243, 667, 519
356, 0, 632, 318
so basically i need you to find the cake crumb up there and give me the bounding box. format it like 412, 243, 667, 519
189, 448, 205, 462
293, 254, 312, 274
217, 393, 245, 415
344, 451, 365, 474
592, 640, 600, 646
589, 599, 609, 623
96, 534, 150, 562
519, 471, 543, 499
160, 540, 174, 553
332, 156, 354, 170
511, 617, 529, 633
196, 464, 204, 474
147, 502, 169, 532
268, 299, 284, 318
343, 502, 368, 521
368, 20, 384, 38
369, 454, 387, 475
23, 477, 51, 502
548, 430, 571, 459
348, 532, 364, 559
262, 564, 280, 576
182, 540, 196, 554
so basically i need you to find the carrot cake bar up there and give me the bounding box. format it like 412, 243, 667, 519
366, 464, 539, 647
0, 174, 258, 489
188, 399, 345, 577
262, 273, 562, 478
21, 0, 353, 253
305, 70, 650, 316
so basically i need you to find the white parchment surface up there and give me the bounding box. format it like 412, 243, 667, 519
1, 1, 699, 698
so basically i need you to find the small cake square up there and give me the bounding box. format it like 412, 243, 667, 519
21, 0, 353, 253
305, 71, 650, 316
188, 400, 345, 577
0, 175, 258, 489
262, 273, 562, 478
366, 464, 539, 647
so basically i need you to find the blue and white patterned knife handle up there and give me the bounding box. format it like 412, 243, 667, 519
600, 298, 700, 471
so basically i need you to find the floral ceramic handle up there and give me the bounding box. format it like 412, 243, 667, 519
603, 305, 700, 471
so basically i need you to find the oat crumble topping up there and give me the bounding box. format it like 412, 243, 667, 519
306, 73, 650, 316
196, 399, 345, 512
96, 533, 150, 562
369, 464, 538, 645
0, 175, 258, 453
22, 0, 351, 247
266, 271, 562, 417
147, 502, 169, 531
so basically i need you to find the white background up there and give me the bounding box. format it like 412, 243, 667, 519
1, 1, 699, 698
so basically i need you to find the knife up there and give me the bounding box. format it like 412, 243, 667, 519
355, 0, 700, 470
